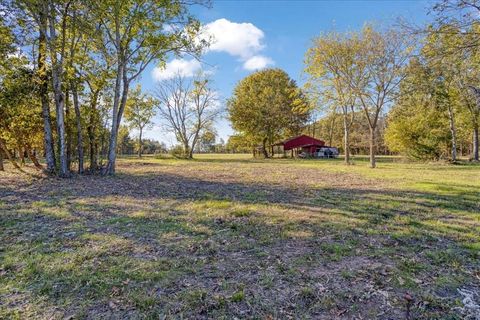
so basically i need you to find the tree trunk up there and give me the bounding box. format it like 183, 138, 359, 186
48, 3, 69, 177
447, 105, 457, 162
65, 88, 72, 170
369, 127, 376, 168
105, 61, 128, 175
105, 72, 123, 174
87, 91, 99, 171
38, 7, 56, 174
53, 78, 68, 176
473, 125, 479, 161
183, 142, 191, 158
71, 83, 84, 173
138, 128, 143, 158
0, 139, 22, 171
25, 145, 43, 170
343, 115, 350, 165
262, 138, 269, 158
329, 115, 336, 147
0, 149, 4, 171
19, 147, 25, 165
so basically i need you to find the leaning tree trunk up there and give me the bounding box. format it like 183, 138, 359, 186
25, 145, 43, 170
447, 105, 457, 162
72, 83, 84, 173
473, 125, 479, 161
0, 139, 22, 171
38, 8, 56, 174
369, 127, 376, 168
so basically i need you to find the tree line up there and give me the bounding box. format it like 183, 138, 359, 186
0, 0, 210, 176
2, 0, 480, 173
303, 3, 480, 166
227, 2, 480, 167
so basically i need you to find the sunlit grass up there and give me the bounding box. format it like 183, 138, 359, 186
1, 154, 479, 318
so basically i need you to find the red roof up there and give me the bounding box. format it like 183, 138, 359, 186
273, 135, 325, 150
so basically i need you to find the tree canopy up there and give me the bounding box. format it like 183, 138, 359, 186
228, 68, 311, 157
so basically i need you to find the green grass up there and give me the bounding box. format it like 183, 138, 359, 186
0, 154, 479, 319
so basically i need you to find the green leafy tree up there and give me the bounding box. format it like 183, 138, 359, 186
385, 53, 472, 160
228, 68, 311, 158
116, 126, 134, 155
421, 25, 466, 162
226, 134, 253, 154
0, 62, 44, 170
89, 0, 208, 174
385, 59, 450, 160
305, 31, 363, 164
124, 85, 156, 157
0, 18, 16, 171
142, 139, 167, 154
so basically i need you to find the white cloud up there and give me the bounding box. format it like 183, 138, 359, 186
243, 55, 274, 71
200, 18, 274, 71
202, 18, 265, 59
152, 58, 202, 81
152, 18, 274, 82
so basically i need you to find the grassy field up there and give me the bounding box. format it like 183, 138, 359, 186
1, 154, 479, 319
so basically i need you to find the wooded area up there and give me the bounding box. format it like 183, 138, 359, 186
1, 0, 480, 175
0, 0, 208, 176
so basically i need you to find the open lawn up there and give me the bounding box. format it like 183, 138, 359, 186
1, 155, 479, 319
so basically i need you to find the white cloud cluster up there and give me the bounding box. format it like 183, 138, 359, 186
152, 58, 202, 81
204, 18, 264, 59
152, 18, 274, 81
243, 55, 274, 71
203, 18, 274, 70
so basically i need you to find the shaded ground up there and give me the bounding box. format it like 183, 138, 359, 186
1, 156, 479, 319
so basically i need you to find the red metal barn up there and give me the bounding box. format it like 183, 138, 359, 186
273, 135, 326, 157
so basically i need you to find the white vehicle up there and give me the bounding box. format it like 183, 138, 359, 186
315, 147, 339, 158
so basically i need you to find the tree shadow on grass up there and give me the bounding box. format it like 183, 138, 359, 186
0, 167, 479, 319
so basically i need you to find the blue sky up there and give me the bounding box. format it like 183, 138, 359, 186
141, 0, 432, 146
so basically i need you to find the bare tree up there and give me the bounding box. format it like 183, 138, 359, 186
155, 74, 221, 158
